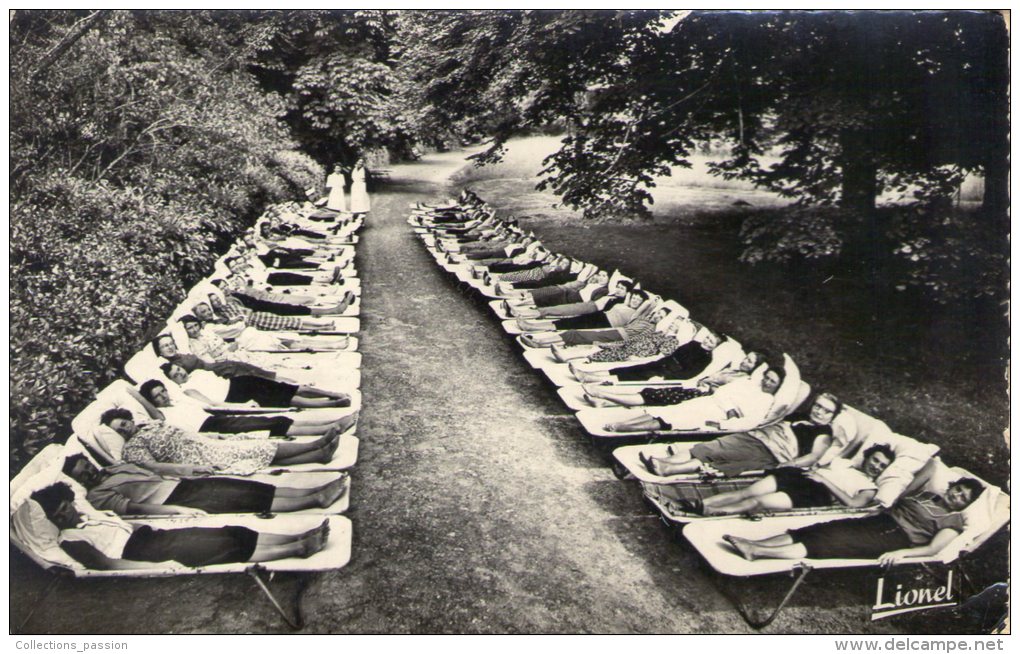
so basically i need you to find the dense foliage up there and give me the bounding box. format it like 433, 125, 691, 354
397, 10, 1008, 302
9, 10, 323, 467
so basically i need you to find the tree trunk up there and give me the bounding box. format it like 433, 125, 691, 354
981, 142, 1009, 233
839, 131, 877, 213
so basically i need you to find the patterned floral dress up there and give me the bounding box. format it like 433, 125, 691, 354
587, 330, 682, 363
122, 422, 276, 473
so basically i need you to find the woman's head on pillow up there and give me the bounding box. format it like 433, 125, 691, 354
31, 482, 81, 530
761, 367, 785, 395
947, 478, 984, 512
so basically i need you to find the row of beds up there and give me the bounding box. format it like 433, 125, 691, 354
409, 191, 1010, 629
11, 200, 365, 629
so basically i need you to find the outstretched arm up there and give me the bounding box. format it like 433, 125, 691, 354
877, 529, 961, 565
60, 541, 154, 570
776, 434, 833, 469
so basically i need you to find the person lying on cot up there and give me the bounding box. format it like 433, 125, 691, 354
509, 276, 629, 322
488, 256, 579, 290
101, 408, 356, 473
201, 296, 337, 333
62, 454, 348, 515
572, 325, 736, 385
245, 232, 342, 269
257, 218, 355, 248
213, 278, 356, 317
132, 380, 347, 438
603, 366, 784, 433
555, 312, 700, 366
443, 232, 535, 260
180, 315, 329, 371
161, 362, 350, 409
724, 477, 984, 564
504, 269, 611, 311
518, 302, 662, 350
260, 212, 336, 241
152, 333, 279, 381
31, 483, 330, 569
584, 349, 765, 407
675, 443, 895, 516
191, 303, 350, 350
638, 391, 842, 477
238, 234, 356, 271
465, 244, 552, 274
433, 217, 512, 243
517, 288, 648, 333
225, 253, 350, 289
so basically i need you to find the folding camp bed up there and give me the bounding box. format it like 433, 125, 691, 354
55, 440, 354, 516
681, 470, 1010, 629
11, 508, 352, 629
573, 355, 810, 442
70, 381, 361, 473
123, 344, 361, 390
10, 445, 353, 630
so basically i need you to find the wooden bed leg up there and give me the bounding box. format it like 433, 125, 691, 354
248, 566, 305, 630
729, 564, 813, 630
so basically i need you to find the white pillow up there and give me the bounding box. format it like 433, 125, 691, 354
853, 431, 939, 507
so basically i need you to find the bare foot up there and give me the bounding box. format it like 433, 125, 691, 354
318, 476, 348, 507
334, 410, 359, 433
724, 535, 757, 561
584, 393, 613, 408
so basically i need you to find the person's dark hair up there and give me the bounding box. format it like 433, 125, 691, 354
61, 454, 90, 478
138, 379, 166, 405
159, 362, 176, 379
210, 279, 225, 289
178, 314, 200, 326
100, 407, 132, 426
151, 334, 173, 357
863, 443, 896, 464
815, 392, 844, 417
630, 289, 649, 302
951, 477, 985, 502
31, 482, 76, 521
766, 366, 785, 386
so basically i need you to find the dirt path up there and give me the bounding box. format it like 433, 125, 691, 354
12, 151, 920, 634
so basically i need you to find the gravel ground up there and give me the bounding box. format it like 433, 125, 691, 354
9, 149, 1006, 634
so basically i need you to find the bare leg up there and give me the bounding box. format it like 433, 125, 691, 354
250, 520, 329, 560
584, 385, 646, 407
703, 476, 779, 511
651, 458, 702, 476
572, 367, 612, 383
285, 422, 334, 436
298, 318, 334, 330
295, 385, 349, 401
272, 430, 339, 461
270, 477, 347, 511
703, 492, 794, 516
290, 396, 349, 409
727, 534, 806, 561
604, 412, 664, 433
